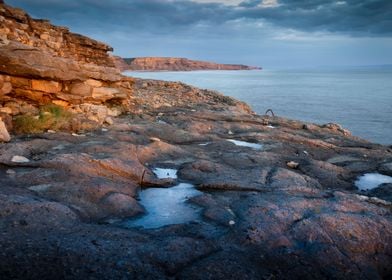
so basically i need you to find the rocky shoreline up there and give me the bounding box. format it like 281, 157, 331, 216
117, 57, 261, 72
1, 2, 391, 279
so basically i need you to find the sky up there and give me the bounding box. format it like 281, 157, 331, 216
5, 0, 392, 69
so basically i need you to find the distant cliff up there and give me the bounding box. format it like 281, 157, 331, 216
120, 57, 261, 71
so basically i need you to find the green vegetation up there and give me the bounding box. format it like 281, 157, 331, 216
13, 104, 73, 134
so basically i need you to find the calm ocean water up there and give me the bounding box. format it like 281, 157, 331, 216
124, 69, 392, 145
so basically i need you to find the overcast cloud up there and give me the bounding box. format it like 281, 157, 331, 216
5, 0, 392, 68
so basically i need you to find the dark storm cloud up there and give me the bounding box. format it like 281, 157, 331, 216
5, 0, 392, 36
240, 0, 392, 35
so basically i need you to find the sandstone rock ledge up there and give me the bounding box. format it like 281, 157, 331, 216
0, 2, 132, 131
0, 2, 391, 280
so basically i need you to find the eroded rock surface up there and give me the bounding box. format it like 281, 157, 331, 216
0, 2, 131, 130
1, 98, 391, 279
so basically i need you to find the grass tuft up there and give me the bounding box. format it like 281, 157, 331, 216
14, 104, 73, 134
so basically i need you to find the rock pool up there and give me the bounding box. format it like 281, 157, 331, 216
355, 173, 392, 191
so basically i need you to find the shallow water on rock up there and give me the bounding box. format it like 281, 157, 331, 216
123, 183, 202, 229
198, 142, 210, 146
226, 139, 263, 150
355, 173, 392, 191
152, 168, 178, 179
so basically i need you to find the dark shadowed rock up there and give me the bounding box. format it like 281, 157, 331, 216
367, 183, 392, 202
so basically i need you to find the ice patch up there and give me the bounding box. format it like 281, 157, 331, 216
226, 139, 263, 150
153, 168, 177, 179
266, 125, 275, 128
123, 183, 201, 229
355, 173, 392, 191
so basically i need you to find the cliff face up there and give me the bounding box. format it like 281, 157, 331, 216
123, 57, 261, 71
0, 2, 134, 130
0, 3, 114, 66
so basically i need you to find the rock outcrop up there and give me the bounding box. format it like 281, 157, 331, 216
0, 3, 114, 66
0, 2, 133, 130
0, 117, 10, 141
121, 57, 261, 71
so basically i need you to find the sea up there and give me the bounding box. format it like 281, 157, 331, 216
124, 68, 392, 145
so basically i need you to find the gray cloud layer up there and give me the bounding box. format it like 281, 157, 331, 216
4, 0, 392, 68
6, 0, 392, 36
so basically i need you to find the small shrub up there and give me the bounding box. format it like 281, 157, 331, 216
13, 104, 73, 134
13, 115, 43, 134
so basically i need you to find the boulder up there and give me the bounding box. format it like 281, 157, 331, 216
0, 118, 11, 142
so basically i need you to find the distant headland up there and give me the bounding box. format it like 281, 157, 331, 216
114, 56, 262, 72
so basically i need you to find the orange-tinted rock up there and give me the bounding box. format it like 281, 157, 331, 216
91, 87, 120, 102
31, 80, 61, 93
69, 82, 92, 96
0, 2, 129, 125
0, 2, 114, 67
122, 57, 261, 71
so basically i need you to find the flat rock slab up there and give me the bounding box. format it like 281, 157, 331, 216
1, 104, 392, 279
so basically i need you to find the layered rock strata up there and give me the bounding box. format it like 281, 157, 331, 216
0, 2, 133, 135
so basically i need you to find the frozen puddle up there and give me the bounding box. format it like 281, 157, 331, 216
123, 183, 202, 229
153, 168, 177, 179
227, 139, 263, 150
355, 173, 392, 191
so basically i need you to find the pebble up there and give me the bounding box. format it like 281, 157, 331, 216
11, 155, 30, 163
72, 133, 86, 137
149, 137, 161, 142
104, 117, 114, 125
286, 161, 299, 169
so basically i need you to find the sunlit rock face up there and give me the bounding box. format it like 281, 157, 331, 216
121, 57, 261, 71
0, 3, 114, 66
0, 1, 134, 131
